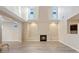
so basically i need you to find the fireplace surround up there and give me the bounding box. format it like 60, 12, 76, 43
40, 35, 47, 41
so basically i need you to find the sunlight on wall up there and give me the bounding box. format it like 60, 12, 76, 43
50, 22, 57, 27
30, 22, 37, 27
29, 22, 38, 40
49, 22, 57, 32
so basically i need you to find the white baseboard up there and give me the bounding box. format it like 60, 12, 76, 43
59, 40, 79, 52
24, 40, 59, 42
2, 41, 22, 43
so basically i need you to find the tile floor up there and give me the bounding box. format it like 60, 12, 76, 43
0, 41, 78, 53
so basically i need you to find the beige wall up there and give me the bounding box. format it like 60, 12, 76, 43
2, 22, 22, 42
22, 6, 58, 42
0, 21, 2, 43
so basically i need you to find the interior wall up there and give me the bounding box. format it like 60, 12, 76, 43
58, 6, 79, 20
0, 21, 2, 43
5, 7, 20, 17
58, 6, 79, 52
2, 22, 22, 42
22, 6, 58, 41
58, 19, 79, 52
67, 19, 79, 33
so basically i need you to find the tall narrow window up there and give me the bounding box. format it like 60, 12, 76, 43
50, 7, 58, 20
27, 7, 39, 21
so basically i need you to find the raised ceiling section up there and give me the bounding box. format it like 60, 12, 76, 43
0, 7, 25, 22
1, 6, 79, 22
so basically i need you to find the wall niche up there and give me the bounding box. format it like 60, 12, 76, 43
70, 24, 78, 34
67, 19, 79, 34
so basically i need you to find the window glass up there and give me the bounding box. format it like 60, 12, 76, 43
50, 7, 58, 20
27, 7, 39, 20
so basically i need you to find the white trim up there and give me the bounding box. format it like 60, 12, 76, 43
2, 41, 22, 43
25, 40, 59, 42
59, 40, 79, 52
48, 40, 59, 41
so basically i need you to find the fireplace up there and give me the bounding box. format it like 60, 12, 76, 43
40, 35, 47, 41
